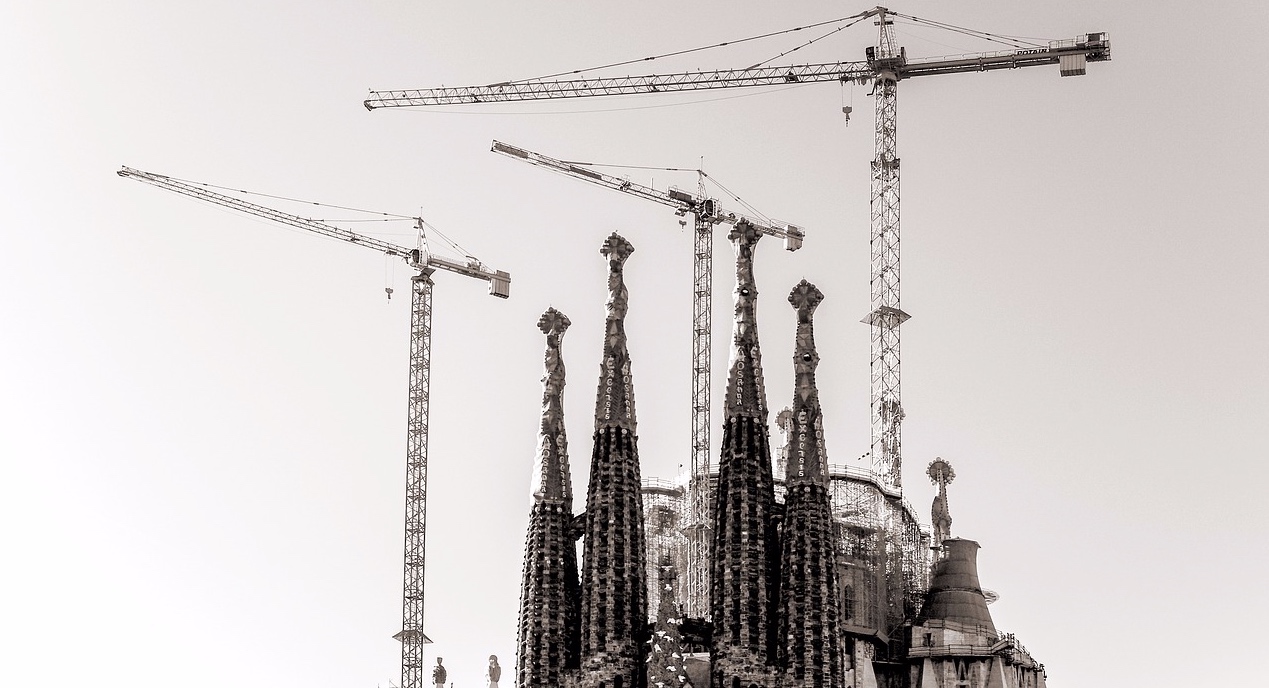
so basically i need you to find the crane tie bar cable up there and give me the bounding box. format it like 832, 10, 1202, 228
507, 10, 874, 84
888, 12, 1050, 49
748, 14, 872, 70
156, 172, 418, 220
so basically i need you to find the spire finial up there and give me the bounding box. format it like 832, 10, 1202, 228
531, 308, 573, 502
928, 457, 955, 550
786, 280, 827, 484
595, 233, 637, 431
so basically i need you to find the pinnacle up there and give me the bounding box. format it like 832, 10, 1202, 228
594, 233, 636, 432
534, 308, 572, 503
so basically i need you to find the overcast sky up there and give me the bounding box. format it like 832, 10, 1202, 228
2, 2, 1266, 686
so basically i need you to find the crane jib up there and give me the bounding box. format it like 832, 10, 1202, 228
364, 33, 1109, 110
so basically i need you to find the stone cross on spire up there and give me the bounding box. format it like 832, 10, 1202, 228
724, 220, 768, 419
531, 308, 573, 502
594, 233, 637, 432
787, 280, 827, 485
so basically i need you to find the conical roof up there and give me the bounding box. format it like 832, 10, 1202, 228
918, 538, 996, 632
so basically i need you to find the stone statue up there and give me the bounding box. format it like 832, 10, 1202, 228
486, 654, 502, 687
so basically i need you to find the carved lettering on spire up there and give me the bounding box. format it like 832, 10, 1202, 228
594, 233, 637, 432
725, 221, 767, 419
531, 308, 572, 502
787, 280, 827, 485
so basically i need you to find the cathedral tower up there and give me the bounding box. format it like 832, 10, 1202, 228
578, 233, 648, 688
516, 308, 581, 688
710, 221, 778, 688
775, 281, 846, 688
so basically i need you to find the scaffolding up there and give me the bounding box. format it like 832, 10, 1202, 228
641, 457, 931, 642
641, 477, 689, 621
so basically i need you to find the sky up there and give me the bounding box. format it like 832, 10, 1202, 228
2, 2, 1266, 686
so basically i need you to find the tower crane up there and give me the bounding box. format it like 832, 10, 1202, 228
491, 139, 804, 617
366, 6, 1110, 498
117, 166, 510, 688
364, 4, 1109, 638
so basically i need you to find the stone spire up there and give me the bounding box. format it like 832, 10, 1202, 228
578, 233, 648, 688
785, 281, 827, 484
711, 221, 778, 688
516, 308, 581, 688
776, 281, 846, 688
927, 458, 955, 553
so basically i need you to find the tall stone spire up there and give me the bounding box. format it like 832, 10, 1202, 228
711, 221, 778, 688
776, 281, 846, 688
578, 233, 648, 688
516, 308, 581, 688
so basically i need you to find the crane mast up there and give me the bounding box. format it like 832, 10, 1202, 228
491, 140, 804, 617
117, 167, 510, 688
867, 8, 906, 493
